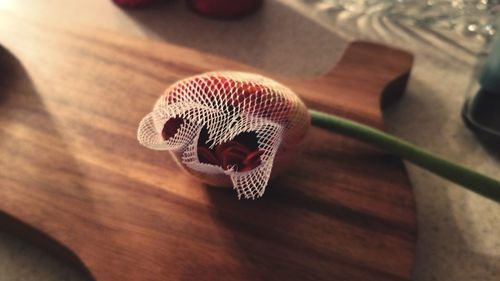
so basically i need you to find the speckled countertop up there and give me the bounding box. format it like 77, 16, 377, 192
0, 0, 499, 280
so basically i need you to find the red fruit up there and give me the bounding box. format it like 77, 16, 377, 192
198, 139, 263, 172
220, 145, 249, 170
197, 147, 220, 166
112, 0, 157, 8
241, 149, 264, 172
187, 0, 263, 19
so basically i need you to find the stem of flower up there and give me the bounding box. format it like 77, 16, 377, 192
309, 110, 500, 203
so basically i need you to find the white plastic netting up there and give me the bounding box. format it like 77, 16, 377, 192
138, 71, 309, 199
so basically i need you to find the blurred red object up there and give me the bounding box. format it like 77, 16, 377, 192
187, 0, 263, 18
112, 0, 158, 8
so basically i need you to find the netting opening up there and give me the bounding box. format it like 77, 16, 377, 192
196, 127, 262, 172
162, 117, 184, 141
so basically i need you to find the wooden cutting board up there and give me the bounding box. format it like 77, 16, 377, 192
0, 13, 416, 281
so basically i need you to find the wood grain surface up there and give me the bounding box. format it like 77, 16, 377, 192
0, 13, 416, 281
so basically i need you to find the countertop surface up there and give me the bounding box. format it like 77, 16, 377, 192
0, 0, 498, 280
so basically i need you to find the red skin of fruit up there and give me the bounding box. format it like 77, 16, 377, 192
187, 0, 263, 19
169, 76, 292, 123
112, 0, 158, 8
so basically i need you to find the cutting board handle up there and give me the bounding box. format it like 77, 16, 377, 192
302, 41, 413, 129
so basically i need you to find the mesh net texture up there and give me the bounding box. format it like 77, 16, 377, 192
138, 71, 309, 199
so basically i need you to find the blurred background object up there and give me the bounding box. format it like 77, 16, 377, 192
113, 0, 162, 8
309, 0, 499, 39
463, 18, 500, 143
187, 0, 264, 18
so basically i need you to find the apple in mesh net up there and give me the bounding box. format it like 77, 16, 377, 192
138, 71, 310, 199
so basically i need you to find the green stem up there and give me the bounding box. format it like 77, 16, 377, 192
309, 110, 500, 203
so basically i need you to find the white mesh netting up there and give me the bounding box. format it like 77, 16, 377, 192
138, 71, 309, 199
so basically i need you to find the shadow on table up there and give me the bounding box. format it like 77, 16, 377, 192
0, 45, 94, 281
384, 78, 500, 280
477, 140, 500, 161
203, 144, 418, 280
118, 0, 347, 78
